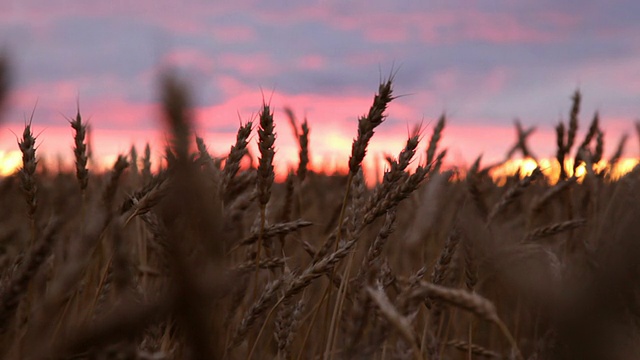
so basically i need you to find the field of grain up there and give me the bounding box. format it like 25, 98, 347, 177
0, 58, 640, 360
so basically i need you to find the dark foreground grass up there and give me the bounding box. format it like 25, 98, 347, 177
0, 65, 639, 360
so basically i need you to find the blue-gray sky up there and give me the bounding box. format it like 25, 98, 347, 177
0, 0, 639, 176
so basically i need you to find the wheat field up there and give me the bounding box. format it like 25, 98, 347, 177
0, 58, 639, 360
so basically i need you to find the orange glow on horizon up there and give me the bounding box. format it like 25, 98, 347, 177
0, 149, 637, 188
490, 157, 639, 184
0, 150, 22, 176
0, 120, 637, 186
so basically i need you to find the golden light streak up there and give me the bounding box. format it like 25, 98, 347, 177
0, 150, 22, 176
0, 144, 636, 185
610, 158, 640, 180
491, 157, 638, 184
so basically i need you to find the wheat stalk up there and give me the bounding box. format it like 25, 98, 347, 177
18, 119, 38, 223
410, 282, 523, 360
524, 219, 586, 241
487, 167, 542, 225
0, 218, 62, 333
223, 121, 253, 197
298, 120, 310, 182
70, 108, 89, 191
366, 286, 422, 360
446, 340, 502, 358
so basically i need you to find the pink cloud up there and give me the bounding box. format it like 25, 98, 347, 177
3, 2, 579, 49
570, 56, 640, 94
160, 49, 216, 75
85, 99, 155, 129
457, 12, 557, 43
253, 6, 568, 45
296, 55, 327, 71
409, 10, 564, 44
351, 7, 570, 45
592, 116, 639, 158
441, 123, 539, 165
1, 2, 241, 38
362, 24, 409, 43
215, 75, 256, 100
10, 80, 82, 109
218, 53, 279, 77
211, 25, 257, 43
86, 127, 164, 169
483, 68, 510, 93
426, 67, 512, 109
441, 118, 639, 168
345, 49, 394, 67
534, 11, 583, 30
431, 68, 460, 95
8, 79, 155, 128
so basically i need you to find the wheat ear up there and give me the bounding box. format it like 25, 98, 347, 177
411, 282, 523, 360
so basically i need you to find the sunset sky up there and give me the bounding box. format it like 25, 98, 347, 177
1, 1, 639, 178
